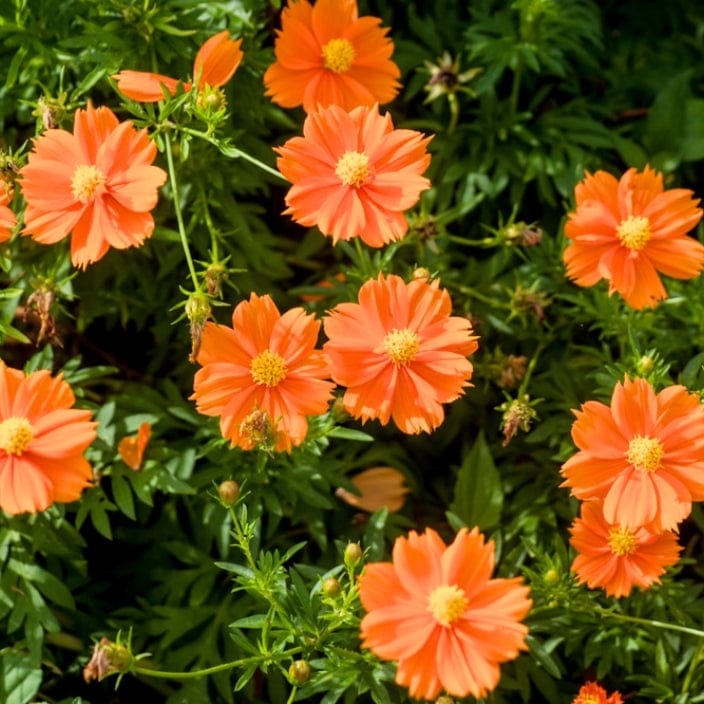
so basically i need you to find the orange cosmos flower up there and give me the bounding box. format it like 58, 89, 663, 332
359, 527, 532, 701
276, 103, 431, 247
335, 466, 410, 512
323, 273, 477, 434
263, 0, 400, 112
563, 165, 704, 309
117, 422, 152, 471
0, 363, 97, 515
191, 293, 335, 452
572, 681, 624, 704
19, 102, 167, 269
113, 31, 243, 102
0, 181, 16, 243
561, 377, 704, 532
569, 501, 681, 599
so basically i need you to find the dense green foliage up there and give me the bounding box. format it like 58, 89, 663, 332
1, 0, 704, 702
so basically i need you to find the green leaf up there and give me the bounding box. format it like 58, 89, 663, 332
0, 652, 42, 704
449, 431, 503, 530
112, 473, 136, 520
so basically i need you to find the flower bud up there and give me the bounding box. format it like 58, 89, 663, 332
344, 542, 363, 568
289, 659, 311, 684
218, 480, 240, 506
322, 577, 341, 597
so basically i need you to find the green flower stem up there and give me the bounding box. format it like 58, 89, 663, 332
164, 134, 199, 290
593, 606, 704, 639
180, 127, 287, 182
447, 235, 497, 247
456, 284, 506, 308
133, 647, 303, 681
682, 641, 704, 692
447, 93, 459, 136
353, 237, 375, 278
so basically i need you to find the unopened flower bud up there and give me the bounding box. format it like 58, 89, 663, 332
412, 267, 431, 282
322, 577, 341, 597
218, 480, 240, 506
289, 659, 311, 684
544, 568, 559, 585
344, 542, 363, 568
636, 355, 655, 375
435, 697, 455, 704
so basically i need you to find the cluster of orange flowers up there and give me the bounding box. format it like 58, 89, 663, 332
3, 0, 704, 701
561, 377, 704, 597
190, 273, 479, 450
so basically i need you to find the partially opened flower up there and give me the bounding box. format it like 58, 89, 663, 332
359, 527, 532, 700
113, 31, 243, 102
561, 377, 704, 531
0, 363, 97, 515
276, 103, 432, 248
264, 0, 400, 112
572, 681, 624, 704
563, 165, 704, 309
191, 293, 335, 452
570, 501, 681, 598
335, 466, 409, 512
117, 422, 152, 471
0, 181, 16, 243
19, 102, 167, 268
323, 273, 477, 434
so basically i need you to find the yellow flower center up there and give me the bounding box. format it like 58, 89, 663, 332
626, 435, 664, 473
608, 526, 637, 556
0, 416, 35, 455
335, 151, 370, 188
321, 38, 356, 73
383, 328, 420, 366
616, 215, 651, 251
427, 584, 469, 627
71, 164, 107, 203
250, 350, 288, 387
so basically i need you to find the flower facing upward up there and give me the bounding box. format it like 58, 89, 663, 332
0, 363, 97, 515
560, 377, 704, 532
263, 0, 400, 112
113, 31, 243, 102
569, 501, 681, 598
19, 102, 167, 268
191, 293, 335, 452
358, 527, 532, 700
323, 274, 477, 434
563, 166, 704, 309
276, 104, 432, 248
572, 681, 624, 704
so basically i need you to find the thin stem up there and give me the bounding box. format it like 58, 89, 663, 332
164, 134, 199, 290
179, 127, 287, 182
447, 235, 497, 248
682, 641, 704, 693
134, 647, 303, 681
447, 93, 459, 136
353, 237, 375, 279
594, 606, 704, 640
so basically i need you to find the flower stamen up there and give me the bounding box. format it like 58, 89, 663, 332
250, 350, 288, 387
71, 164, 107, 203
0, 416, 35, 455
335, 151, 370, 188
427, 584, 469, 626
321, 38, 356, 73
383, 328, 420, 365
616, 215, 651, 251
608, 526, 637, 556
627, 435, 664, 473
